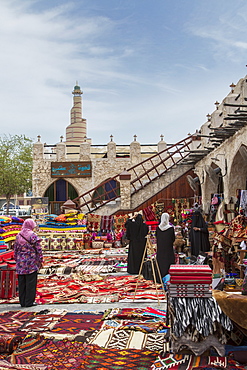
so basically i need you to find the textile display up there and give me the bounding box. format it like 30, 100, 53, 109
169, 275, 212, 283
100, 215, 114, 232
0, 270, 17, 299
0, 360, 47, 369
38, 266, 74, 275
8, 335, 87, 369
169, 265, 212, 276
113, 214, 128, 231
34, 274, 161, 305
0, 311, 35, 332
87, 328, 168, 352
19, 309, 67, 332
39, 237, 50, 251
150, 354, 228, 370
118, 320, 166, 333
50, 312, 104, 334
155, 202, 165, 220
86, 214, 101, 232
81, 344, 159, 369
168, 284, 212, 298
168, 265, 212, 297
0, 333, 23, 354
168, 296, 233, 339
143, 206, 157, 221
102, 307, 166, 321
49, 238, 63, 251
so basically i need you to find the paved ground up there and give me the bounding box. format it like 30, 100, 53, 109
0, 299, 167, 314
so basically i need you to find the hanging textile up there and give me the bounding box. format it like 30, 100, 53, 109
86, 214, 101, 232
100, 216, 114, 232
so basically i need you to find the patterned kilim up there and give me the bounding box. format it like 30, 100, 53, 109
81, 344, 159, 369
50, 312, 104, 334
19, 309, 67, 332
113, 214, 128, 231
0, 333, 24, 354
102, 307, 167, 321
34, 275, 161, 305
87, 328, 168, 352
150, 354, 228, 370
0, 359, 47, 369
0, 311, 35, 332
8, 335, 87, 369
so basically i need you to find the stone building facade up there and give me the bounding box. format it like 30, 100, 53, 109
32, 76, 247, 215
32, 84, 168, 214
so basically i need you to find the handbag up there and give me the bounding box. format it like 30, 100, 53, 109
18, 233, 39, 256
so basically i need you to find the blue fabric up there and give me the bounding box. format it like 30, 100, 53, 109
162, 274, 170, 291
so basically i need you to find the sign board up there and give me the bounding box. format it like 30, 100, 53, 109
31, 197, 49, 215
51, 162, 92, 178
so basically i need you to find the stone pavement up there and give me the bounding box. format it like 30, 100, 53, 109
0, 299, 167, 314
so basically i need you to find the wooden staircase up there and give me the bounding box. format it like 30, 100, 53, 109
73, 134, 211, 214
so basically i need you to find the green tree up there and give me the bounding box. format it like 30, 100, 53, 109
0, 134, 33, 213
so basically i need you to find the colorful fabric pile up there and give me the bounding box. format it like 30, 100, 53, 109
0, 216, 24, 244
168, 265, 213, 298
39, 212, 87, 234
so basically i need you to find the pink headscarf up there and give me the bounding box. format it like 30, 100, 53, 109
18, 218, 37, 245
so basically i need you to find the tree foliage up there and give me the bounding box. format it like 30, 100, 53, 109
0, 134, 33, 212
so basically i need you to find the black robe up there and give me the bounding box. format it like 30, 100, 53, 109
155, 226, 176, 278
189, 210, 211, 257
125, 215, 149, 274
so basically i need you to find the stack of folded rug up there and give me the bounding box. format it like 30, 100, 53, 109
168, 264, 212, 298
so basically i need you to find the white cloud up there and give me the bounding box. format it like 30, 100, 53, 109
0, 0, 247, 148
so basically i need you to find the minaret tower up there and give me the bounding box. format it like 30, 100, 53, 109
65, 82, 87, 143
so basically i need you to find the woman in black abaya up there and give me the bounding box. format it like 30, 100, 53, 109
125, 214, 149, 274
156, 212, 176, 278
189, 208, 211, 257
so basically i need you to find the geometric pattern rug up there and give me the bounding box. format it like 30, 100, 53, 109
87, 328, 169, 352
7, 335, 87, 369
81, 344, 159, 369
0, 275, 165, 305
0, 311, 35, 333
150, 354, 229, 369
0, 360, 47, 369
49, 312, 104, 334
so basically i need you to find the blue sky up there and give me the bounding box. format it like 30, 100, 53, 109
1, 0, 247, 145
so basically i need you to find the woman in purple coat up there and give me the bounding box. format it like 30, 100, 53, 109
14, 218, 43, 307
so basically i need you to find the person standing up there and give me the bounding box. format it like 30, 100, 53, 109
14, 218, 43, 307
125, 214, 149, 274
189, 208, 211, 257
156, 213, 175, 278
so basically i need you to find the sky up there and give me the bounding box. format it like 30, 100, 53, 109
1, 0, 247, 145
